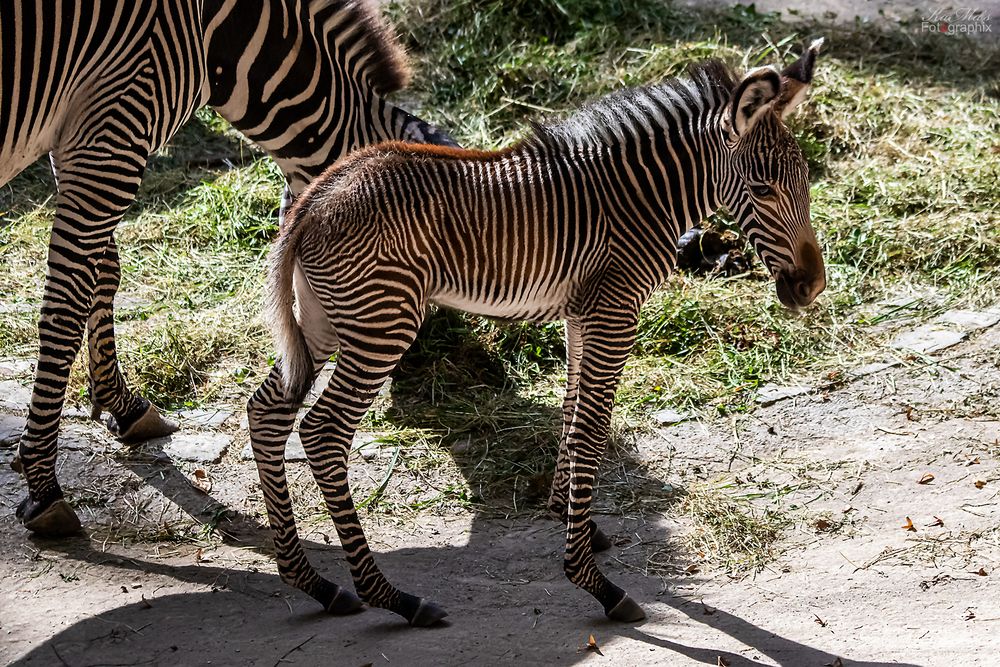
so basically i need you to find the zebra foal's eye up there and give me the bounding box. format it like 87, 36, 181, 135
749, 183, 773, 198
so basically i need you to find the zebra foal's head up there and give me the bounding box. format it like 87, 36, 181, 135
722, 39, 826, 311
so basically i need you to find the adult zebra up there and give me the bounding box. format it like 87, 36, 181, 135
249, 43, 826, 624
2, 0, 454, 537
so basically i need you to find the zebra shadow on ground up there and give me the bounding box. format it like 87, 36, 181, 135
3, 311, 918, 665
10, 515, 921, 667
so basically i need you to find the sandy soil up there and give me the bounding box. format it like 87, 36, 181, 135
2, 316, 999, 666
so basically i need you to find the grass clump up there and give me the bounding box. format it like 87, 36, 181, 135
681, 481, 790, 573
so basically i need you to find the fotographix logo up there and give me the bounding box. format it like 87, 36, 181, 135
920, 6, 993, 34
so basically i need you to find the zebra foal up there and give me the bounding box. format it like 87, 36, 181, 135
248, 42, 827, 624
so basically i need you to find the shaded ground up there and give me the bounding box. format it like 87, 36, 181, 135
2, 312, 998, 666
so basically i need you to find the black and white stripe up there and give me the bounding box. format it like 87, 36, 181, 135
247, 43, 827, 625
3, 0, 454, 537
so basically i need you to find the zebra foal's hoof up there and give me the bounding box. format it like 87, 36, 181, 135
396, 592, 448, 627
408, 598, 448, 627
16, 496, 82, 538
605, 595, 646, 623
112, 402, 179, 444
312, 578, 365, 615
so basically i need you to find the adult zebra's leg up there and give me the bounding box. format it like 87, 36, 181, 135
86, 239, 179, 442
299, 301, 445, 626
548, 319, 612, 552
16, 145, 149, 537
247, 363, 363, 615
563, 313, 645, 622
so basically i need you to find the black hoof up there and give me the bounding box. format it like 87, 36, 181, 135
409, 598, 448, 627
312, 579, 364, 615
395, 592, 448, 627
112, 403, 179, 444
606, 594, 646, 622
591, 524, 612, 553
17, 496, 82, 538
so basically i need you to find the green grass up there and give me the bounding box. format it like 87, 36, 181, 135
0, 1, 998, 561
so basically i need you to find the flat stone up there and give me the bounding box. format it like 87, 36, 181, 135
176, 408, 234, 429
0, 413, 24, 447
241, 431, 378, 462
651, 408, 690, 425
0, 380, 31, 411
0, 302, 34, 314
0, 359, 34, 378
933, 309, 1000, 331
848, 361, 897, 379
756, 384, 812, 405
890, 326, 966, 355
148, 432, 233, 464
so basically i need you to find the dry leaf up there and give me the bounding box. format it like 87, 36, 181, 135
902, 517, 916, 532
190, 469, 212, 494
928, 516, 945, 527
140, 594, 152, 609
814, 519, 832, 532
813, 614, 828, 627
965, 609, 976, 621
918, 473, 935, 485
718, 657, 731, 667
685, 563, 701, 575
975, 480, 987, 489
972, 568, 988, 576
967, 457, 981, 466
581, 633, 603, 655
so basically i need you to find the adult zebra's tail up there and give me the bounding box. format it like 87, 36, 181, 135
267, 204, 315, 405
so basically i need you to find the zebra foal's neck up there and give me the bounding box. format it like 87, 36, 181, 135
523, 62, 737, 265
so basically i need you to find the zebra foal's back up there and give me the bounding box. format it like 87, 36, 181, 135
291, 142, 607, 323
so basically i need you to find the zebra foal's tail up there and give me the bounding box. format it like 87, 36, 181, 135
267, 203, 315, 405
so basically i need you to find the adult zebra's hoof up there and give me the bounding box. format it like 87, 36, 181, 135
16, 496, 82, 538
112, 402, 179, 444
605, 595, 646, 623
313, 579, 364, 615
408, 598, 449, 627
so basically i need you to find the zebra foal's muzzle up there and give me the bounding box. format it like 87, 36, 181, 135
774, 237, 826, 311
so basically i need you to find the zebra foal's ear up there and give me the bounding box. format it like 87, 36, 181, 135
729, 66, 781, 137
775, 37, 823, 119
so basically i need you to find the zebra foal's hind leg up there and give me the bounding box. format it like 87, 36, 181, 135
548, 319, 612, 553
86, 239, 179, 442
298, 297, 446, 626
16, 142, 149, 537
247, 363, 363, 615
562, 313, 645, 622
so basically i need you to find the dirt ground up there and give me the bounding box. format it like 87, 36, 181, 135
2, 307, 999, 666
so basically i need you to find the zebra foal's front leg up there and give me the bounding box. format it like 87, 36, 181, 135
86, 239, 179, 442
247, 365, 363, 615
562, 314, 645, 622
548, 319, 613, 552
16, 144, 149, 537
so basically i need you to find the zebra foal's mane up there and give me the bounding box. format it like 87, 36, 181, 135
294, 59, 741, 194
530, 60, 738, 150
